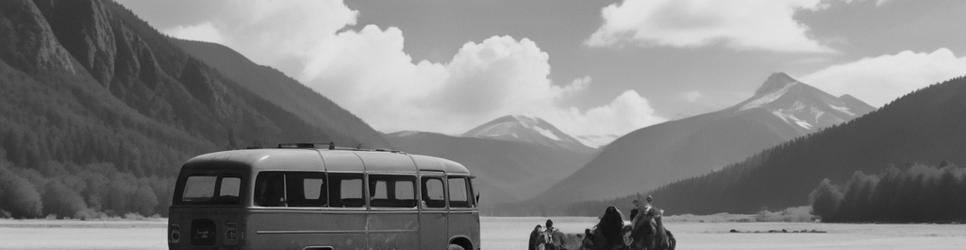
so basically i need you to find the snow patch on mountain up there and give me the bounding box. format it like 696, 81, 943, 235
772, 110, 814, 130
534, 126, 561, 141
828, 104, 855, 116
576, 134, 619, 148
812, 106, 825, 121
740, 81, 798, 111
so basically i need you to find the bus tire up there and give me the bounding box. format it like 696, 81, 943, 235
447, 244, 465, 250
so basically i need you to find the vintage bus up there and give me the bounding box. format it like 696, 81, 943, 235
167, 144, 480, 250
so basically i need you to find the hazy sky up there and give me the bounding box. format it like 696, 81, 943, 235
118, 0, 966, 136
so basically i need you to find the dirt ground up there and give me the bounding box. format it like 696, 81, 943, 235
3, 217, 966, 249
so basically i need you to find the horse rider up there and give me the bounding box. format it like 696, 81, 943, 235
530, 224, 545, 250
544, 219, 567, 250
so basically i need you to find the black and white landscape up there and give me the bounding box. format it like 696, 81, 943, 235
2, 0, 966, 249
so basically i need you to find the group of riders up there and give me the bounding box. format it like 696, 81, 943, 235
529, 195, 676, 250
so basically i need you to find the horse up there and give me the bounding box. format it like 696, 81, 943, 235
587, 206, 676, 250
626, 208, 676, 250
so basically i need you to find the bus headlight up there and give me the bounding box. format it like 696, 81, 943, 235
169, 224, 182, 244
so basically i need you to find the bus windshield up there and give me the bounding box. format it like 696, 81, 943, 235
178, 174, 243, 205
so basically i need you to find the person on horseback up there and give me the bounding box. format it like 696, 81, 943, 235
589, 206, 626, 250
544, 219, 567, 250
644, 195, 654, 213
530, 224, 545, 250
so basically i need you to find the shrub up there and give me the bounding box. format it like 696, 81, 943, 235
42, 179, 88, 218
0, 164, 43, 218
131, 184, 159, 216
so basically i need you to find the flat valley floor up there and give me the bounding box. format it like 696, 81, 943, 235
2, 217, 966, 249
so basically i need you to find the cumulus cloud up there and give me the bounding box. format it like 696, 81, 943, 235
804, 48, 966, 106
586, 0, 834, 53
543, 90, 666, 138
164, 22, 225, 44
157, 0, 665, 137
562, 76, 593, 97
160, 0, 358, 74
303, 32, 664, 135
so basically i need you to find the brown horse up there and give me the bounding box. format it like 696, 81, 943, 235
627, 208, 675, 250
588, 206, 676, 250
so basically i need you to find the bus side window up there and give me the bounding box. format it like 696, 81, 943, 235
421, 177, 446, 208
255, 173, 286, 207
286, 172, 326, 207
394, 177, 416, 207
448, 177, 472, 208
328, 173, 365, 208
369, 175, 417, 208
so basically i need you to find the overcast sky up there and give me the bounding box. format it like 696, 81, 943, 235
118, 0, 966, 137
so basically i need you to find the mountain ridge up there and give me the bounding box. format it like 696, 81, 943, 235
619, 75, 966, 215
174, 40, 389, 147
463, 115, 592, 152
532, 73, 874, 208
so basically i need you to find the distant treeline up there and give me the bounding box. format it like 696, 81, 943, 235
0, 159, 173, 219
810, 162, 966, 223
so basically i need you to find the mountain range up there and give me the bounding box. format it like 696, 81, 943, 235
535, 73, 875, 206
5, 0, 953, 220
387, 115, 595, 214
601, 75, 966, 215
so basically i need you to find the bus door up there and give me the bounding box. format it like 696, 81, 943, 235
447, 175, 478, 245
418, 171, 448, 249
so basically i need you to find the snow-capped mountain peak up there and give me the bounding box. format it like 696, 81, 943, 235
732, 72, 875, 133
463, 115, 591, 151
753, 72, 799, 96
739, 72, 804, 111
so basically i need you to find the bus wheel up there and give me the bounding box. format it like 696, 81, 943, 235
447, 244, 465, 250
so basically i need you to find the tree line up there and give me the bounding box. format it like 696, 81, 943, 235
0, 159, 173, 219
810, 161, 966, 223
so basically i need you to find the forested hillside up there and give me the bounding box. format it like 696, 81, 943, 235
0, 0, 383, 218
570, 76, 966, 216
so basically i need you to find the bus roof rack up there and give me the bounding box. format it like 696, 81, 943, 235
277, 142, 337, 149
275, 142, 404, 153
